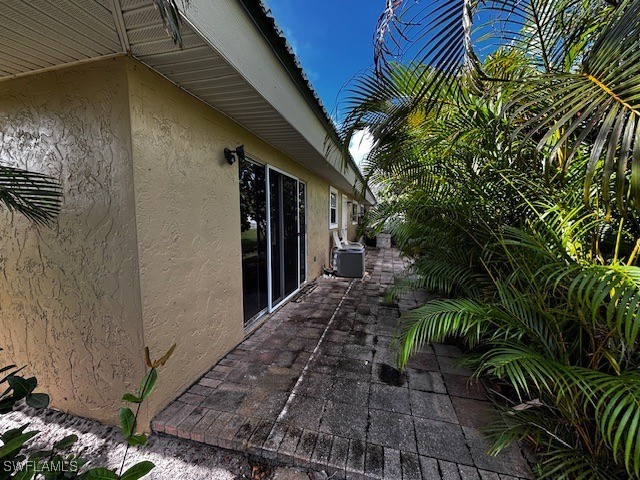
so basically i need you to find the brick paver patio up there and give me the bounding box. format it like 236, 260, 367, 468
152, 248, 532, 479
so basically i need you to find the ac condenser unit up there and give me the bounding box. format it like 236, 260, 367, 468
333, 249, 365, 278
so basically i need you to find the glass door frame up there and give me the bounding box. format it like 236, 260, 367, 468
298, 180, 307, 288
239, 156, 270, 328
265, 165, 307, 313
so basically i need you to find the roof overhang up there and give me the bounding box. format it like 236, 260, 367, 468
0, 0, 376, 205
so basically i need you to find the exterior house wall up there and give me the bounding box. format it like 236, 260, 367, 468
183, 0, 363, 193
0, 55, 360, 428
125, 58, 339, 425
0, 57, 146, 424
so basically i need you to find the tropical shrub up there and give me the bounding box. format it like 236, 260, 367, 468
392, 186, 640, 479
338, 0, 640, 477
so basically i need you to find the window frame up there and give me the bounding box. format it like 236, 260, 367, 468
329, 187, 338, 229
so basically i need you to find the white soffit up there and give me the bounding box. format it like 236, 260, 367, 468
0, 0, 121, 75
121, 0, 358, 194
0, 0, 372, 203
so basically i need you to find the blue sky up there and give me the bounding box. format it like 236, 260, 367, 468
262, 2, 518, 166
264, 0, 383, 122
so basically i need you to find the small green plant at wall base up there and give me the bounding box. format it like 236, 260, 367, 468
0, 350, 50, 414
81, 344, 176, 480
0, 344, 176, 480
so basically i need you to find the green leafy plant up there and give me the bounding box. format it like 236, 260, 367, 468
0, 351, 83, 480
0, 345, 175, 480
338, 1, 640, 476
0, 353, 50, 414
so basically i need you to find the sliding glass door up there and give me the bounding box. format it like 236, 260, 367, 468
269, 169, 298, 305
239, 158, 268, 324
239, 161, 307, 324
299, 182, 306, 284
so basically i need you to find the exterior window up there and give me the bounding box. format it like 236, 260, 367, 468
329, 187, 338, 228
351, 202, 359, 224
360, 204, 366, 221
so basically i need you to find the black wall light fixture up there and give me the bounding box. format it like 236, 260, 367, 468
224, 145, 245, 165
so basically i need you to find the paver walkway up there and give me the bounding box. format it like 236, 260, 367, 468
153, 248, 532, 479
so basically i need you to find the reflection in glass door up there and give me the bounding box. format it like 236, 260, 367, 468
269, 169, 301, 306
239, 162, 307, 323
299, 182, 306, 284
239, 158, 268, 324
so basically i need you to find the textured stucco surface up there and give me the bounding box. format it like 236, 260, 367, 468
126, 58, 347, 424
0, 55, 361, 430
0, 57, 146, 425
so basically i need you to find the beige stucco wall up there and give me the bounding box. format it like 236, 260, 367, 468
0, 57, 146, 424
126, 58, 342, 424
0, 55, 360, 429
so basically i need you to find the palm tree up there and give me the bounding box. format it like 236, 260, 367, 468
361, 0, 640, 211
339, 1, 640, 477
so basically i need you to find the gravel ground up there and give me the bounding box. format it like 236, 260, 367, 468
0, 404, 286, 479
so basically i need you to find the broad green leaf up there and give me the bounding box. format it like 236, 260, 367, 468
0, 399, 16, 414
0, 431, 38, 458
119, 407, 136, 438
126, 434, 147, 446
122, 393, 141, 404
7, 376, 37, 399
81, 467, 118, 480
26, 392, 50, 409
54, 434, 78, 450
138, 369, 157, 400
121, 461, 155, 480
1, 426, 27, 442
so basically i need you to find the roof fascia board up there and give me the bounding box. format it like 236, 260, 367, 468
235, 1, 376, 205
179, 1, 333, 157
178, 0, 374, 201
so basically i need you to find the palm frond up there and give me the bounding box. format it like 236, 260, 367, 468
0, 165, 62, 226
396, 298, 491, 367
153, 0, 189, 47
591, 371, 640, 476
513, 0, 640, 208
564, 263, 640, 347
